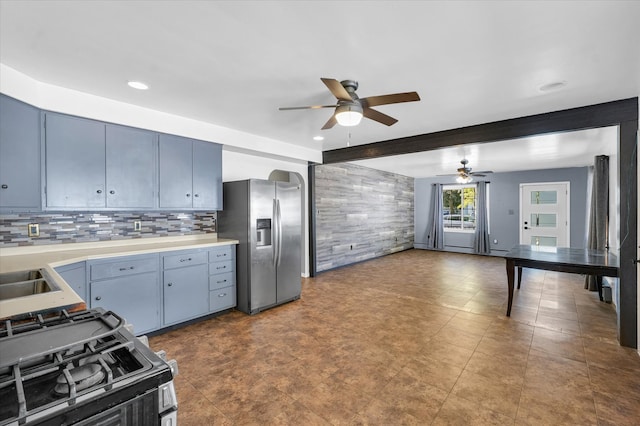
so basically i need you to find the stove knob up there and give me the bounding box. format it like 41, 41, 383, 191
137, 335, 149, 347
167, 359, 179, 376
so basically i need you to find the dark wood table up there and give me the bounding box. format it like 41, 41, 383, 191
505, 245, 619, 316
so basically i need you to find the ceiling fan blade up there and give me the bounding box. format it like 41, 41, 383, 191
321, 78, 353, 102
363, 107, 398, 126
470, 171, 493, 175
279, 104, 337, 111
436, 173, 458, 176
321, 114, 337, 130
361, 92, 420, 108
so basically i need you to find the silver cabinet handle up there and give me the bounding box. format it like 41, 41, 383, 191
119, 266, 135, 271
186, 193, 191, 197
167, 282, 173, 286
95, 296, 102, 301
1, 184, 7, 189
218, 293, 226, 297
109, 190, 115, 194
194, 194, 199, 198
217, 279, 227, 284
216, 265, 226, 270
216, 253, 227, 257
96, 189, 102, 194
179, 258, 192, 262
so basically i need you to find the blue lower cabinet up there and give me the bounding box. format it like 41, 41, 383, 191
209, 286, 236, 312
163, 262, 209, 325
90, 271, 160, 335
88, 254, 160, 335
55, 262, 86, 301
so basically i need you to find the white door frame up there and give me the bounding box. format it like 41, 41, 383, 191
519, 181, 571, 247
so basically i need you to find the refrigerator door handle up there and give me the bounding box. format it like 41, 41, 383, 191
276, 199, 283, 267
272, 198, 278, 267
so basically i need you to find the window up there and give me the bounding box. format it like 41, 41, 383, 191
442, 184, 481, 232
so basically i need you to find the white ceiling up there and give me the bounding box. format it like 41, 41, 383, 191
0, 1, 638, 177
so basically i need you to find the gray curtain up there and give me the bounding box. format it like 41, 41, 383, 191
427, 184, 444, 249
474, 181, 490, 254
585, 155, 609, 290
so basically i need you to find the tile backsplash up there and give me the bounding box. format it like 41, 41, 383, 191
0, 211, 217, 247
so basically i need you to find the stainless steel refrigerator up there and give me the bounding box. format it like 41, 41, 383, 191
218, 179, 301, 314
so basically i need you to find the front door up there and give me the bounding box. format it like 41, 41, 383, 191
520, 182, 570, 247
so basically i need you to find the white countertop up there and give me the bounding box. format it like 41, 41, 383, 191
0, 234, 239, 318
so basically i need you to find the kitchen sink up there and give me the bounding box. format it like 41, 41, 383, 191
0, 269, 44, 284
0, 269, 59, 301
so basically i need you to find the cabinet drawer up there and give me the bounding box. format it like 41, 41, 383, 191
209, 285, 235, 312
90, 256, 157, 281
209, 260, 234, 275
209, 272, 235, 291
163, 250, 208, 269
209, 246, 233, 262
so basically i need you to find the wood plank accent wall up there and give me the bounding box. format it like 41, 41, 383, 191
313, 163, 414, 272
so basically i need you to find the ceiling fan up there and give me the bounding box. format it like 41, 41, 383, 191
279, 78, 420, 130
438, 159, 493, 183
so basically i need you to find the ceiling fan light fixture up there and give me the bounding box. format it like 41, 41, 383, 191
456, 175, 473, 184
335, 103, 363, 127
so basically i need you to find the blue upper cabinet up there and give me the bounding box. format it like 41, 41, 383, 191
44, 114, 159, 210
159, 134, 222, 210
0, 94, 42, 211
159, 134, 193, 209
105, 124, 157, 209
5, 95, 221, 212
45, 113, 106, 209
193, 139, 222, 210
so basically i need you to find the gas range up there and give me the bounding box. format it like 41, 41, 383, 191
0, 308, 177, 425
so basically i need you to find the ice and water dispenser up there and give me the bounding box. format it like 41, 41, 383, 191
256, 218, 272, 247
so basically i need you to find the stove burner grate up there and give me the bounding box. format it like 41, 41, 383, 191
0, 309, 154, 425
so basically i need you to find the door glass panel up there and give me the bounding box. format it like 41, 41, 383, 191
530, 190, 557, 205
530, 213, 557, 228
530, 236, 557, 247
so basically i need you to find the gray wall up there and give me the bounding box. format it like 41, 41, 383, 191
315, 163, 414, 272
415, 167, 589, 255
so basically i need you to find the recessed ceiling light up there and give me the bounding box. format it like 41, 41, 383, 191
313, 136, 324, 141
127, 81, 149, 90
538, 81, 567, 92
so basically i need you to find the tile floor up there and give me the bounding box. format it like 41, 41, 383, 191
149, 249, 640, 425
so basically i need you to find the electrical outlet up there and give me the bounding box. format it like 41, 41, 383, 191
28, 223, 40, 237
134, 220, 142, 231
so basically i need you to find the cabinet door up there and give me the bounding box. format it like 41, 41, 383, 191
55, 262, 87, 301
0, 95, 41, 209
159, 134, 193, 208
90, 272, 160, 335
45, 113, 105, 208
163, 264, 209, 325
193, 141, 222, 210
106, 125, 157, 208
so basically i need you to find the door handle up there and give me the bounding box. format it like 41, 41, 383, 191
272, 199, 278, 267
276, 199, 283, 267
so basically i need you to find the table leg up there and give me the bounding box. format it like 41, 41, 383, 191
506, 258, 515, 316
517, 267, 523, 289
596, 276, 603, 301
